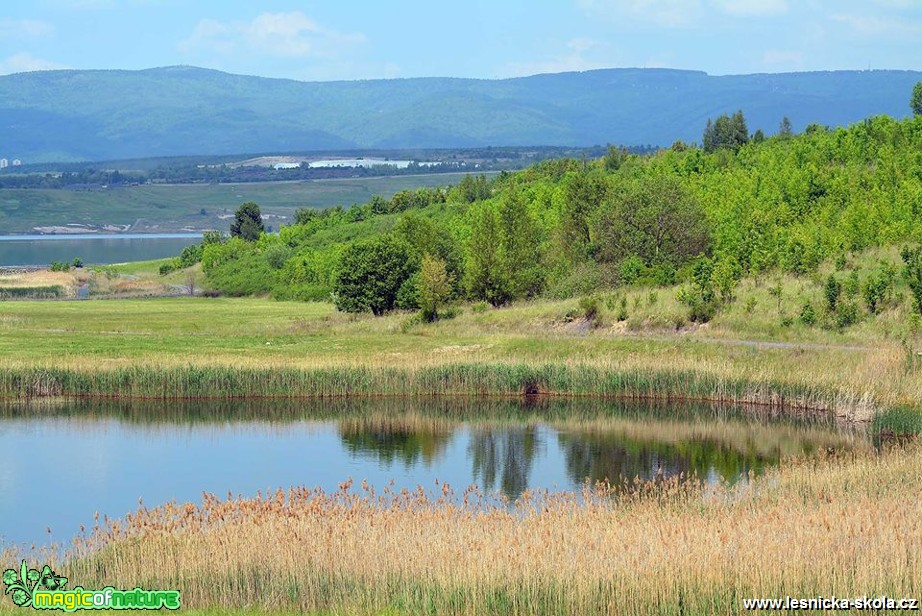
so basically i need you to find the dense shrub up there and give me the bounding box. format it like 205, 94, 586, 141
334, 235, 417, 315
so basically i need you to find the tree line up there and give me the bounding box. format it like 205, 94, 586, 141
177, 86, 922, 325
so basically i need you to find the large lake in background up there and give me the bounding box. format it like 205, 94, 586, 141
0, 398, 867, 548
0, 234, 201, 266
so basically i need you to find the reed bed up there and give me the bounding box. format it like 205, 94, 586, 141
0, 362, 874, 421
17, 443, 917, 615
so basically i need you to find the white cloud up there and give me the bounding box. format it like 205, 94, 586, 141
762, 49, 803, 68
502, 38, 611, 77
0, 52, 69, 75
179, 12, 364, 59
641, 55, 676, 68
0, 18, 55, 39
832, 13, 922, 37
577, 0, 702, 27
871, 0, 919, 8
714, 0, 789, 16
38, 0, 116, 9
578, 0, 790, 27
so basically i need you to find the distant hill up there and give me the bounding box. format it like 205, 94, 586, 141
1, 66, 920, 162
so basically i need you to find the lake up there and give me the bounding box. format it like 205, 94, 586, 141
0, 398, 866, 548
0, 233, 201, 266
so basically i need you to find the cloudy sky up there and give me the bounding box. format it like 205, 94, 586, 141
1, 0, 920, 80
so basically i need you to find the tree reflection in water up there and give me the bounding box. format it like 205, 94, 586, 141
467, 425, 541, 500
338, 420, 452, 467
557, 431, 770, 487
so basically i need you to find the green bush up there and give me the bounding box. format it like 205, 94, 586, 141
263, 242, 293, 270
744, 296, 757, 315
334, 235, 418, 315
179, 243, 204, 268
824, 275, 841, 312
834, 300, 860, 329
618, 256, 646, 285
902, 244, 922, 315
712, 257, 741, 303
577, 295, 601, 327
677, 257, 718, 323
651, 264, 676, 287
396, 273, 421, 311
863, 269, 893, 314
844, 270, 860, 298
159, 260, 179, 276
799, 302, 817, 326
205, 251, 273, 296
617, 296, 629, 322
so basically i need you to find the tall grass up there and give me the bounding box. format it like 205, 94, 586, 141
0, 362, 874, 420
14, 443, 918, 615
0, 285, 66, 299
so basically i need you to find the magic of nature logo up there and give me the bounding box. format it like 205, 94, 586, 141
3, 561, 180, 611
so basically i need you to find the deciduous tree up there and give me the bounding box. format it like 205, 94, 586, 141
419, 255, 453, 321
334, 235, 416, 315
590, 174, 709, 268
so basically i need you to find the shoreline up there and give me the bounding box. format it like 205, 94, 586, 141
0, 362, 875, 423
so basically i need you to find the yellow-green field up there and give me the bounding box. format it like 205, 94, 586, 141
0, 285, 917, 421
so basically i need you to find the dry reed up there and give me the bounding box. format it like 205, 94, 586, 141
22, 443, 918, 615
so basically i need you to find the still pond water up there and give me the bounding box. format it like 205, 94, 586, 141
0, 233, 201, 266
0, 398, 866, 548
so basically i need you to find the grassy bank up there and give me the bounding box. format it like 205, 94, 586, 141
0, 362, 875, 420
6, 443, 916, 615
0, 293, 918, 422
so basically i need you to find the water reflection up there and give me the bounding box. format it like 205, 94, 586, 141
0, 397, 867, 547
558, 431, 761, 486
469, 425, 541, 499
339, 416, 451, 467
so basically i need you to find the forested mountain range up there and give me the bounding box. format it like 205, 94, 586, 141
1, 66, 920, 162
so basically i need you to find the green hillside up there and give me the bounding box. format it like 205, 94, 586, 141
1, 66, 920, 161
191, 113, 922, 322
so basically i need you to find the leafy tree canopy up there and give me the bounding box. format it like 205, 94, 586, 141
703, 110, 749, 152
230, 202, 265, 241
334, 235, 417, 315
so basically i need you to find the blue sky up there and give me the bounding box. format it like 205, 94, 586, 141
1, 0, 921, 80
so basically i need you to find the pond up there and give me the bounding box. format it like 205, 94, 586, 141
0, 233, 201, 266
0, 398, 867, 548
